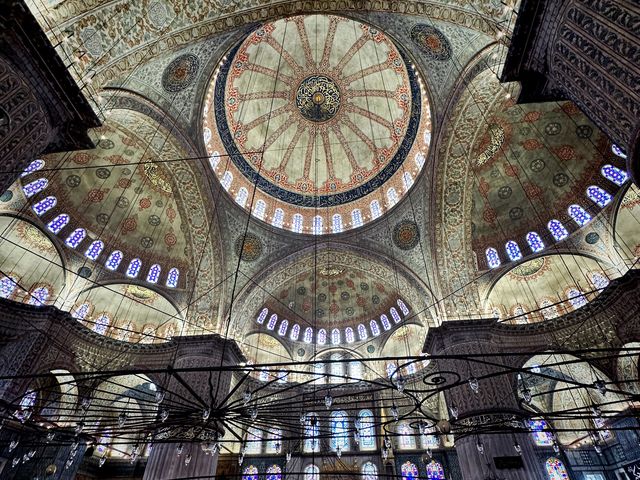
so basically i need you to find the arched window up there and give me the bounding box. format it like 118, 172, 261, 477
590, 272, 610, 290
164, 324, 175, 340
208, 151, 221, 169
259, 369, 269, 382
292, 213, 304, 233
330, 353, 344, 382
266, 465, 282, 480
398, 423, 416, 449
345, 327, 354, 343
358, 324, 368, 341
425, 460, 445, 479
358, 410, 375, 450
370, 319, 380, 336
245, 427, 262, 454
370, 200, 382, 219
486, 247, 501, 268
331, 411, 349, 451
85, 240, 104, 261
166, 268, 179, 288
601, 164, 628, 186
545, 457, 569, 480
203, 127, 212, 144
351, 209, 363, 227
140, 326, 156, 344
415, 152, 426, 168
119, 324, 133, 342
362, 462, 378, 480
539, 300, 559, 320
611, 144, 627, 159
420, 432, 439, 450
0, 276, 17, 299
568, 204, 592, 226
526, 231, 545, 253
278, 319, 288, 337
547, 220, 568, 241
332, 214, 343, 233
272, 208, 284, 228
22, 159, 45, 177
266, 429, 282, 454
313, 215, 323, 235
401, 461, 419, 480
20, 390, 37, 410
23, 178, 48, 198
349, 360, 363, 381
47, 214, 69, 234
290, 323, 300, 341
387, 187, 398, 206
126, 258, 142, 278
386, 362, 398, 379
72, 302, 90, 320
331, 328, 341, 345
235, 187, 249, 207
105, 251, 123, 271
513, 305, 528, 324
267, 314, 278, 330
32, 196, 57, 216
147, 264, 161, 284
390, 307, 401, 323
505, 241, 522, 261
397, 299, 409, 316
380, 314, 391, 331
304, 464, 319, 480
28, 286, 50, 305
403, 171, 414, 191
221, 171, 233, 190
587, 185, 612, 207
253, 200, 267, 220
304, 414, 320, 452
313, 362, 325, 383
242, 465, 259, 480
526, 419, 554, 446
317, 328, 327, 345
303, 327, 313, 343
256, 308, 268, 324
93, 313, 110, 335
65, 228, 86, 248
567, 288, 587, 309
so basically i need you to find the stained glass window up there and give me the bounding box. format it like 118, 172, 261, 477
527, 231, 545, 253
568, 204, 592, 226
390, 307, 401, 323
126, 258, 142, 278
527, 419, 554, 446
267, 314, 278, 330
147, 264, 161, 284
272, 208, 284, 228
358, 410, 375, 450
505, 240, 523, 261
166, 268, 179, 288
93, 313, 110, 335
117, 324, 132, 342
362, 462, 378, 480
345, 327, 354, 343
545, 457, 569, 480
332, 214, 343, 233
242, 465, 259, 480
72, 302, 90, 320
304, 414, 320, 452
386, 362, 398, 379
32, 196, 57, 216
290, 323, 300, 341
330, 353, 344, 382
587, 186, 612, 208
387, 187, 398, 206
590, 272, 610, 290
28, 286, 50, 305
601, 164, 628, 186
421, 433, 439, 449
426, 461, 445, 480
203, 127, 212, 144
415, 152, 426, 168
514, 305, 528, 324
23, 178, 48, 197
331, 411, 349, 451
539, 300, 559, 320
235, 187, 249, 207
20, 390, 37, 410
401, 461, 419, 480
21, 159, 45, 177
246, 427, 262, 454
397, 299, 409, 316
259, 369, 269, 382
594, 417, 613, 441
267, 429, 282, 454
47, 214, 69, 234
331, 328, 341, 345
304, 464, 319, 480
303, 327, 313, 343
65, 228, 86, 248
266, 465, 282, 480
85, 240, 104, 261
257, 308, 268, 324
611, 144, 627, 159
105, 251, 123, 271
278, 319, 288, 336
292, 213, 304, 233
140, 326, 155, 343
370, 319, 380, 336
370, 200, 382, 219
0, 276, 17, 299
548, 220, 568, 241
380, 314, 391, 331
221, 171, 233, 190
567, 288, 587, 309
317, 328, 327, 345
351, 209, 363, 227
486, 247, 501, 268
350, 361, 363, 381
164, 324, 175, 340
398, 423, 416, 449
403, 172, 414, 191
358, 324, 368, 341
253, 200, 267, 220
208, 151, 221, 169
313, 215, 323, 235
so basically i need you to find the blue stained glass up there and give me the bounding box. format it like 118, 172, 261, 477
147, 264, 161, 283
545, 458, 569, 480
72, 302, 90, 320
591, 272, 609, 290
358, 410, 375, 449
65, 228, 86, 248
426, 461, 445, 480
568, 204, 592, 226
380, 314, 391, 331
28, 286, 49, 305
256, 308, 268, 324
567, 288, 587, 309
547, 220, 568, 241
390, 307, 401, 323
611, 144, 627, 159
486, 247, 501, 268
292, 213, 303, 233
126, 258, 142, 278
21, 159, 45, 177
331, 411, 349, 451
23, 178, 48, 197
358, 324, 368, 340
370, 200, 382, 219
272, 208, 284, 228
303, 327, 313, 343
397, 299, 409, 315
278, 319, 288, 336
345, 327, 354, 343
505, 241, 522, 261
32, 196, 57, 216
351, 209, 363, 227
527, 419, 554, 446
85, 240, 104, 260
313, 215, 323, 235
601, 164, 628, 186
20, 390, 37, 410
94, 314, 110, 334
370, 319, 380, 336
398, 423, 416, 449
587, 186, 612, 207
304, 465, 319, 480
105, 251, 123, 271
332, 214, 343, 233
166, 268, 179, 288
304, 414, 320, 452
526, 232, 545, 252
266, 465, 281, 480
242, 465, 259, 480
290, 324, 300, 341
267, 430, 282, 453
401, 461, 419, 480
331, 328, 341, 345
47, 214, 69, 234
267, 313, 278, 330
362, 462, 378, 480
317, 328, 327, 345
0, 276, 17, 298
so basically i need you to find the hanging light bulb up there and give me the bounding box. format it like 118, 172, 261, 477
184, 453, 192, 466
238, 453, 244, 466
250, 407, 258, 421
390, 404, 399, 421
382, 447, 389, 461
336, 445, 342, 458
65, 458, 74, 470
468, 377, 479, 394
11, 457, 19, 468
9, 440, 19, 452
300, 413, 306, 425
513, 442, 522, 455
449, 405, 459, 420
202, 408, 211, 422
384, 435, 391, 449
520, 387, 532, 404
476, 441, 484, 455
243, 390, 252, 405
28, 449, 36, 459
395, 375, 406, 393
75, 422, 84, 434
425, 447, 433, 459
591, 405, 602, 418
286, 451, 292, 463
176, 443, 184, 456
594, 443, 602, 455
155, 390, 165, 404
46, 431, 55, 442
99, 456, 107, 467
324, 393, 333, 409
160, 409, 169, 422
118, 411, 127, 427
354, 431, 360, 444
552, 442, 560, 454
81, 397, 91, 411
594, 379, 607, 395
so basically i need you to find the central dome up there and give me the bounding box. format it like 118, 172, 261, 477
203, 14, 431, 234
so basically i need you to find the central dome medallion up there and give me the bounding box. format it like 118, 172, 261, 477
203, 14, 432, 234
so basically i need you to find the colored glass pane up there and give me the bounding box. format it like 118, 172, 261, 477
93, 314, 110, 335
351, 209, 363, 227
23, 178, 48, 197
370, 200, 382, 219
601, 164, 628, 186
358, 324, 368, 340
47, 214, 69, 234
486, 247, 501, 268
85, 240, 104, 260
147, 264, 161, 284
267, 313, 278, 330
278, 319, 288, 336
65, 228, 86, 248
331, 411, 349, 451
303, 327, 313, 343
362, 462, 378, 480
527, 419, 554, 446
397, 299, 409, 316
126, 258, 142, 278
568, 205, 592, 226
586, 186, 612, 208
266, 465, 282, 480
380, 314, 391, 331
72, 302, 90, 320
28, 286, 49, 305
548, 220, 568, 241
345, 327, 354, 343
242, 465, 258, 480
166, 268, 179, 288
290, 323, 300, 341
332, 214, 343, 233
370, 320, 380, 336
359, 410, 375, 450
505, 241, 522, 261
317, 329, 326, 345
0, 276, 17, 299
21, 160, 45, 177
401, 462, 419, 480
527, 231, 545, 253
256, 308, 268, 324
545, 457, 569, 480
390, 307, 401, 323
105, 251, 123, 271
331, 328, 341, 345
426, 461, 445, 479
32, 196, 57, 216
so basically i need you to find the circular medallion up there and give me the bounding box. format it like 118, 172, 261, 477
530, 159, 546, 172
66, 175, 81, 188
0, 191, 13, 202
553, 172, 569, 187
162, 54, 200, 93
393, 220, 420, 250
585, 232, 600, 244
498, 186, 512, 199
576, 125, 593, 138
96, 167, 111, 179
410, 24, 452, 61
77, 267, 92, 279
296, 75, 341, 122
367, 345, 375, 353
234, 234, 262, 262
509, 207, 523, 220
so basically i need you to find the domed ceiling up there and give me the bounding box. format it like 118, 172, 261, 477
203, 14, 431, 234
